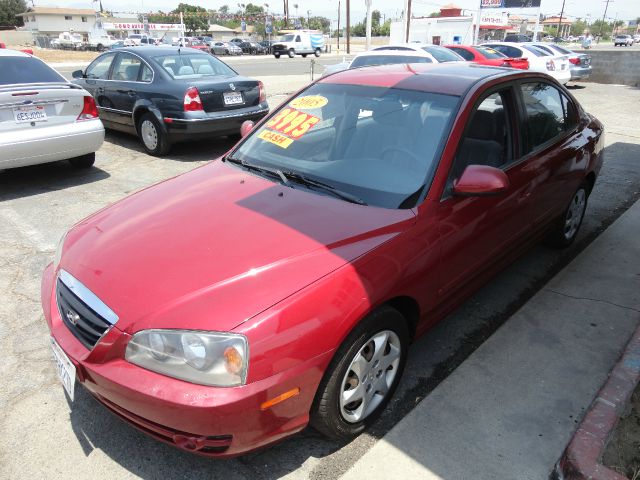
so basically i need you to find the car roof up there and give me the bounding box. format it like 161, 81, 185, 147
320, 62, 525, 96
354, 49, 433, 59
0, 49, 32, 58
115, 46, 210, 57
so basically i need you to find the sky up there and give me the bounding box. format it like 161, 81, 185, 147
34, 0, 640, 25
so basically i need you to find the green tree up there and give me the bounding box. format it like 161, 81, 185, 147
172, 3, 209, 34
379, 19, 391, 36
0, 0, 27, 28
570, 20, 587, 36
244, 3, 264, 15
428, 11, 441, 18
219, 5, 229, 14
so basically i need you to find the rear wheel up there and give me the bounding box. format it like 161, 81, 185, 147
288, 48, 295, 58
314, 48, 321, 57
68, 152, 95, 169
137, 112, 170, 156
545, 181, 589, 248
274, 52, 281, 58
310, 306, 409, 439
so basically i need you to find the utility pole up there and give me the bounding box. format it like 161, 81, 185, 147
346, 0, 350, 53
473, 0, 482, 45
405, 0, 412, 42
337, 0, 341, 51
365, 0, 372, 51
556, 0, 566, 40
599, 0, 612, 39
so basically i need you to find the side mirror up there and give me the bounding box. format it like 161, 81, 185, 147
72, 69, 84, 79
240, 120, 255, 138
453, 165, 509, 197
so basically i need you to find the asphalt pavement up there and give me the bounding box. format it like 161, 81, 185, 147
0, 81, 639, 479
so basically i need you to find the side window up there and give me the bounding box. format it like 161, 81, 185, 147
520, 82, 565, 152
141, 63, 153, 82
85, 53, 115, 79
451, 48, 474, 61
110, 54, 142, 81
449, 90, 512, 183
295, 35, 301, 42
561, 94, 578, 131
492, 45, 520, 58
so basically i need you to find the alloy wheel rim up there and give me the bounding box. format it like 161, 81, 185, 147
564, 188, 586, 240
141, 120, 158, 150
339, 330, 402, 423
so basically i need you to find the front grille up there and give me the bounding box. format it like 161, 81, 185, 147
56, 270, 118, 350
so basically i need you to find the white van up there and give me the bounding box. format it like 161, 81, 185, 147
272, 31, 324, 58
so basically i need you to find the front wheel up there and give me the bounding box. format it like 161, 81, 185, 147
310, 306, 409, 439
288, 48, 295, 58
545, 181, 589, 248
314, 48, 321, 57
137, 112, 170, 156
274, 52, 280, 58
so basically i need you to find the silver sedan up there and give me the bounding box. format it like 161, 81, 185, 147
0, 49, 104, 170
211, 41, 243, 56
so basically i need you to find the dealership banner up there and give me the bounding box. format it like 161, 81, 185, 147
101, 23, 179, 31
480, 12, 509, 25
481, 0, 541, 7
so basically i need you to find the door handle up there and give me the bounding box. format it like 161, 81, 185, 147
96, 87, 104, 94
127, 90, 137, 97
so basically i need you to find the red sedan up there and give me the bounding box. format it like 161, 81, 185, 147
445, 44, 529, 69
42, 63, 604, 456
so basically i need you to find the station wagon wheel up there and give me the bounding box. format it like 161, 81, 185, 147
137, 112, 170, 156
545, 181, 589, 248
310, 306, 409, 439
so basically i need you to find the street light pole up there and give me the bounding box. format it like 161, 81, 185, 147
405, 0, 412, 42
556, 0, 566, 40
599, 0, 612, 40
365, 0, 372, 51
346, 0, 350, 54
337, 0, 341, 52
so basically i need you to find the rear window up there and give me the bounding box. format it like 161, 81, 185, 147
550, 44, 571, 55
0, 56, 65, 85
521, 45, 550, 57
421, 46, 463, 62
351, 55, 433, 68
153, 54, 236, 78
474, 46, 507, 59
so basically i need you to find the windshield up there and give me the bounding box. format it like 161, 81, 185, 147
421, 46, 463, 62
351, 55, 433, 68
230, 83, 458, 209
0, 57, 66, 85
474, 46, 507, 59
153, 54, 236, 78
281, 34, 296, 42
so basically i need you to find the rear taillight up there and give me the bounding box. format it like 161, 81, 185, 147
258, 81, 266, 103
77, 95, 99, 121
546, 59, 556, 71
569, 57, 580, 65
183, 86, 203, 112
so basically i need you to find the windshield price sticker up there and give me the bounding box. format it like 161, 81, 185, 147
258, 130, 294, 149
289, 95, 329, 110
265, 107, 320, 139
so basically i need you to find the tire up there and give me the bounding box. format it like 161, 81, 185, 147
137, 112, 170, 156
310, 306, 409, 440
288, 48, 295, 58
68, 152, 95, 169
314, 48, 321, 57
274, 53, 281, 58
225, 49, 229, 55
544, 181, 589, 248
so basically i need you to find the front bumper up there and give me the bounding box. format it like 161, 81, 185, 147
41, 263, 328, 457
164, 105, 269, 143
0, 119, 104, 169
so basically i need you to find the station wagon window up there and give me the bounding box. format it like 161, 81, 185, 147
561, 94, 578, 130
449, 89, 512, 185
110, 54, 142, 81
520, 82, 565, 152
85, 53, 116, 79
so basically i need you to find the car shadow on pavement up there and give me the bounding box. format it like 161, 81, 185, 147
104, 130, 237, 163
66, 386, 345, 479
0, 161, 109, 202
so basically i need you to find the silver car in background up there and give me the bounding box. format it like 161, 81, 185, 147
530, 43, 592, 81
0, 50, 104, 170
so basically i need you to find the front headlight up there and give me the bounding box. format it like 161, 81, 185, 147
53, 231, 67, 269
125, 330, 248, 387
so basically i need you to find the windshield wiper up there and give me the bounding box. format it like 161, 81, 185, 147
280, 170, 367, 205
224, 156, 290, 185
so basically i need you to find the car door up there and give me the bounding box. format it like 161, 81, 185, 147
81, 52, 116, 124
104, 52, 143, 127
434, 84, 537, 304
515, 80, 585, 229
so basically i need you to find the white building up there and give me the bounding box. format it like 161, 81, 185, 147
17, 7, 98, 39
391, 16, 475, 45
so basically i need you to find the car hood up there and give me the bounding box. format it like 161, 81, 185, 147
60, 161, 415, 334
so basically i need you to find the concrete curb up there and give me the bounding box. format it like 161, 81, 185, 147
555, 322, 640, 480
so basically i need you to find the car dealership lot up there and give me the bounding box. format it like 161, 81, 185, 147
1, 82, 639, 479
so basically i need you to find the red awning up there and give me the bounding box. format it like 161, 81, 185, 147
479, 25, 510, 30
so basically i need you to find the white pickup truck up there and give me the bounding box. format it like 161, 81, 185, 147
87, 34, 118, 51
51, 32, 84, 50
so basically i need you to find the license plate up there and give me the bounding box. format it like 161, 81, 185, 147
13, 105, 47, 124
223, 91, 244, 105
50, 337, 76, 401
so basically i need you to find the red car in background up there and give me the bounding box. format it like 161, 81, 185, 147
43, 63, 603, 457
445, 44, 529, 69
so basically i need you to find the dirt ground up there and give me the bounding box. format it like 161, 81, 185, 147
10, 47, 99, 63
603, 384, 640, 479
